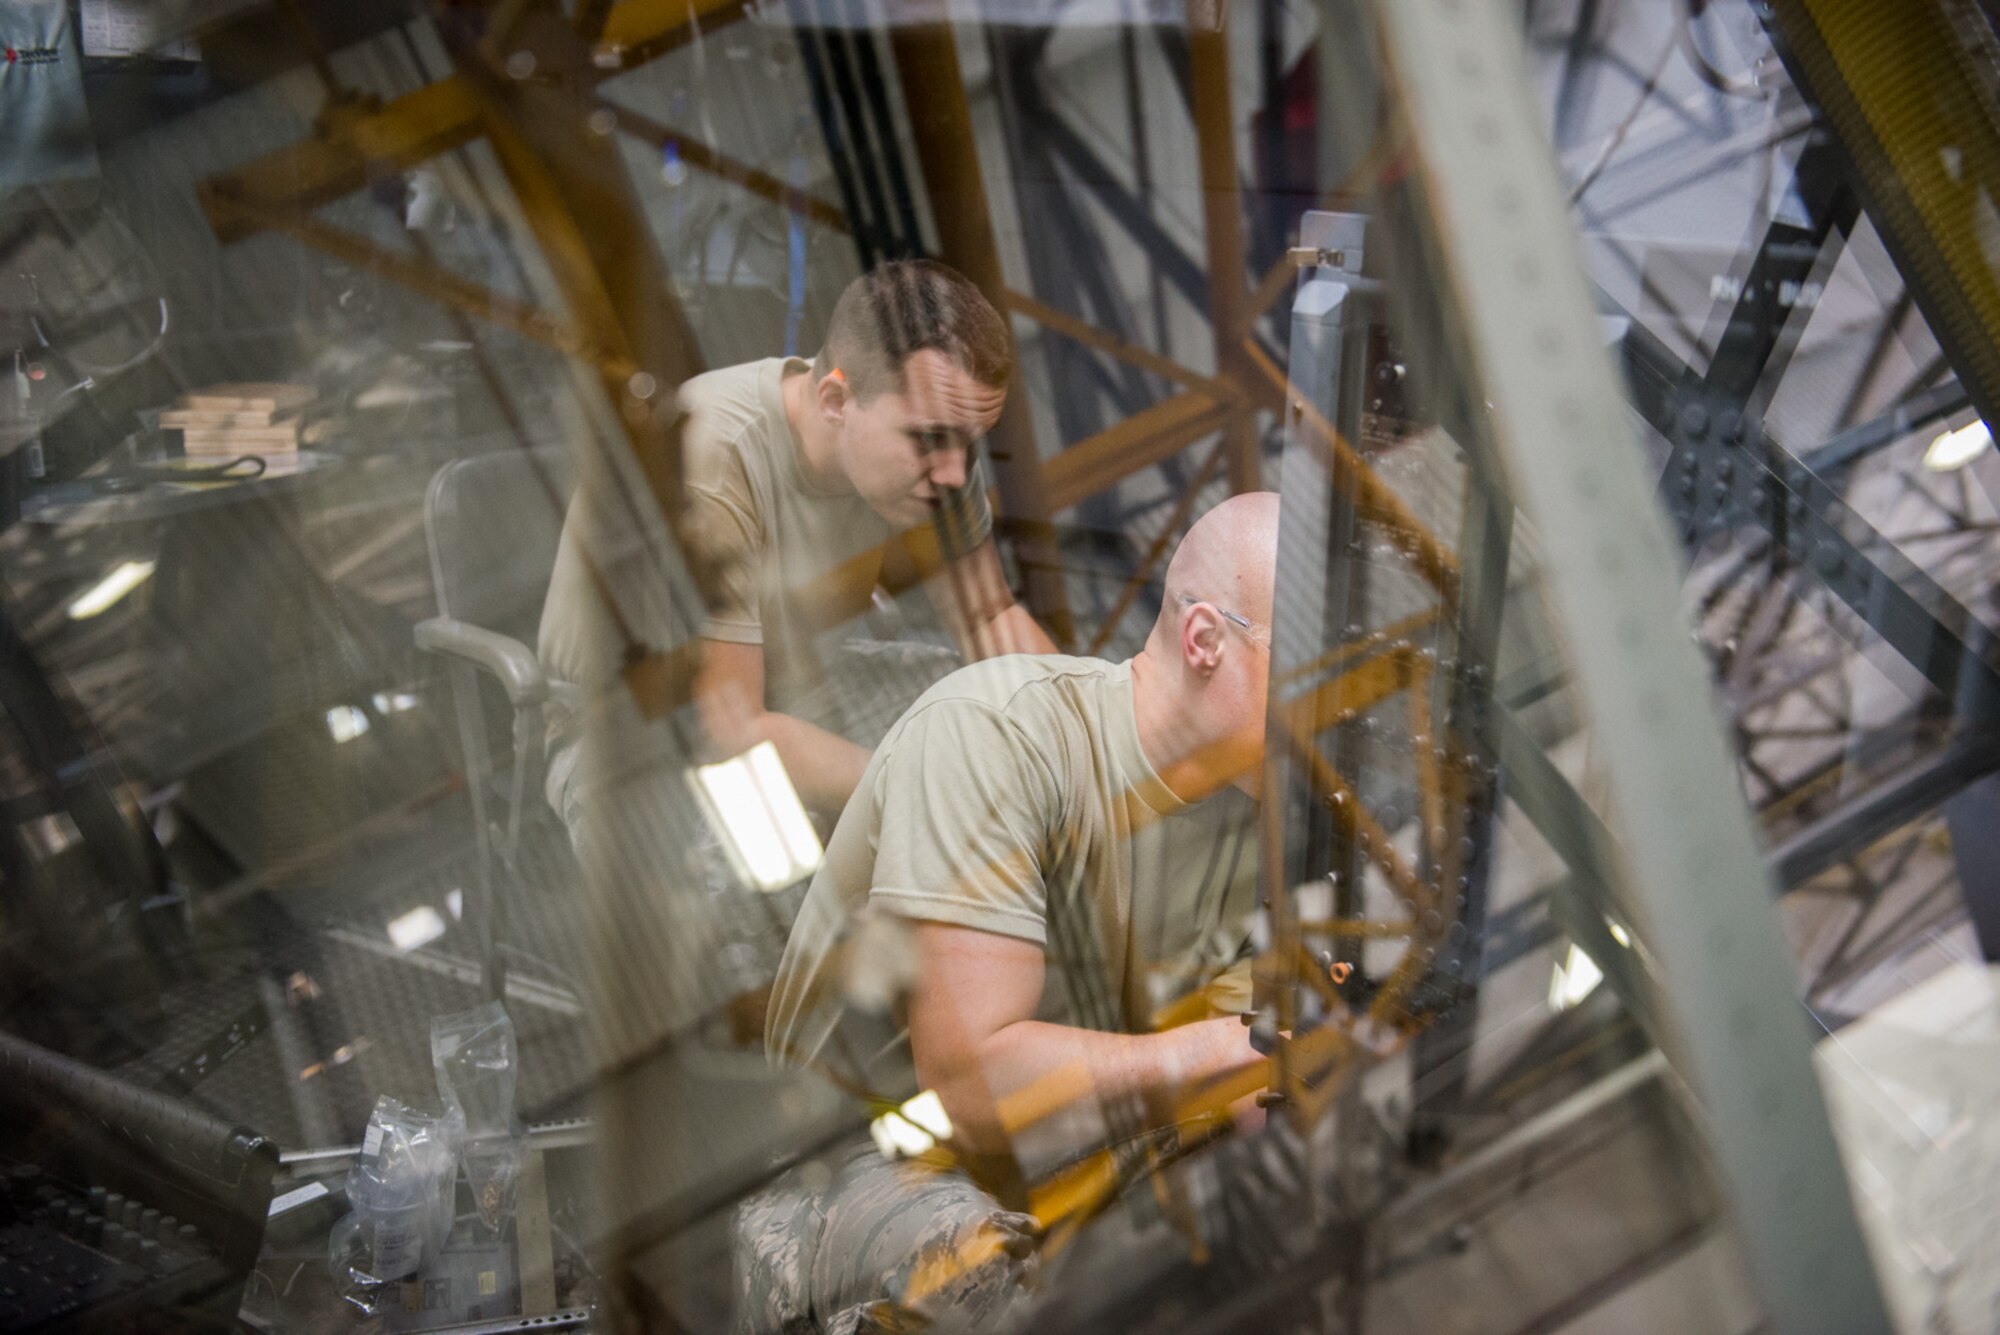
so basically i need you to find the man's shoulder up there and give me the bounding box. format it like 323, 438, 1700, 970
679, 359, 793, 468
885, 655, 1118, 752
920, 653, 1118, 708
679, 356, 785, 411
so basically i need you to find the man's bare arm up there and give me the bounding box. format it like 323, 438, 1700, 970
694, 637, 870, 812
979, 601, 1060, 659
918, 538, 1061, 661
906, 922, 1263, 1157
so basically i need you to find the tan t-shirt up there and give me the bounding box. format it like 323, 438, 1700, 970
766, 655, 1259, 1093
538, 356, 993, 735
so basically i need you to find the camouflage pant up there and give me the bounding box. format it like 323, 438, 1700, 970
731, 1139, 1039, 1335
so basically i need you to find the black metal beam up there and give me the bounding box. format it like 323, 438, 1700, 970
1581, 115, 1814, 232
818, 15, 903, 259
1253, 0, 1289, 265
1770, 728, 2000, 889
1942, 773, 2000, 960
1627, 316, 2000, 714
985, 31, 1156, 531
834, 0, 923, 253
1030, 101, 1212, 311
785, 0, 877, 268
1407, 360, 1516, 1159
1551, 0, 1605, 155
992, 34, 1157, 417
1700, 129, 1856, 408
1802, 381, 1970, 478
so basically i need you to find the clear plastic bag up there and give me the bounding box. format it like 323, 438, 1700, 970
432, 1001, 528, 1231
328, 1097, 463, 1313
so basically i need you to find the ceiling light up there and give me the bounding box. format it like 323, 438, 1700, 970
1924, 420, 1992, 472
747, 741, 825, 872
387, 905, 446, 951
68, 560, 156, 620
870, 1090, 954, 1159
326, 706, 370, 743
1549, 942, 1604, 1012
1607, 919, 1631, 947
690, 741, 823, 892
901, 1090, 952, 1140
871, 1110, 934, 1159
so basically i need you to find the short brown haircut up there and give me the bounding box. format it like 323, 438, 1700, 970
814, 260, 1012, 399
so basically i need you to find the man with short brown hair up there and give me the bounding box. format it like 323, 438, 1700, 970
539, 259, 1056, 819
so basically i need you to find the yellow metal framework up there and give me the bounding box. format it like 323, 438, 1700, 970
199, 0, 1492, 1272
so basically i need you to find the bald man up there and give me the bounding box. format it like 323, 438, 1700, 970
738, 493, 1283, 1334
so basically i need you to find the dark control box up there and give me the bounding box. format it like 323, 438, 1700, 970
0, 1031, 276, 1331
0, 1160, 237, 1331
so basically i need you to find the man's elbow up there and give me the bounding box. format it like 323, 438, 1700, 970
693, 679, 766, 761
913, 1050, 1011, 1157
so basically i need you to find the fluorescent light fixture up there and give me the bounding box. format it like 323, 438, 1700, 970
68, 560, 156, 620
387, 905, 446, 951
1924, 420, 1992, 472
870, 1090, 954, 1159
871, 1111, 932, 1158
1548, 943, 1604, 1012
1607, 919, 1631, 948
326, 706, 370, 743
747, 742, 824, 871
446, 888, 464, 920
902, 1090, 952, 1140
371, 691, 419, 713
690, 741, 823, 892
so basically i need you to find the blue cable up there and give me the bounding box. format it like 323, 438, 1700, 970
784, 146, 808, 358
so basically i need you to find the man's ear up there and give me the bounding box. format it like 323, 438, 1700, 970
816, 370, 849, 427
1179, 603, 1225, 675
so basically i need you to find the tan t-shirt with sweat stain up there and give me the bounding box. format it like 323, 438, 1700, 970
766, 654, 1260, 1097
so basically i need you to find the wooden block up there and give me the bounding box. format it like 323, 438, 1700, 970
181, 446, 300, 462
158, 409, 286, 429
179, 441, 300, 453
179, 426, 300, 454
179, 426, 300, 442
178, 382, 314, 413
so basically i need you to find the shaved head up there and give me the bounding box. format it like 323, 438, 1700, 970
1154, 491, 1283, 646
1130, 491, 1284, 801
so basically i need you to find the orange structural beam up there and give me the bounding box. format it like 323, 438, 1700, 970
199, 189, 633, 376
1044, 390, 1236, 512
602, 100, 850, 231
1001, 288, 1240, 405
199, 0, 747, 245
